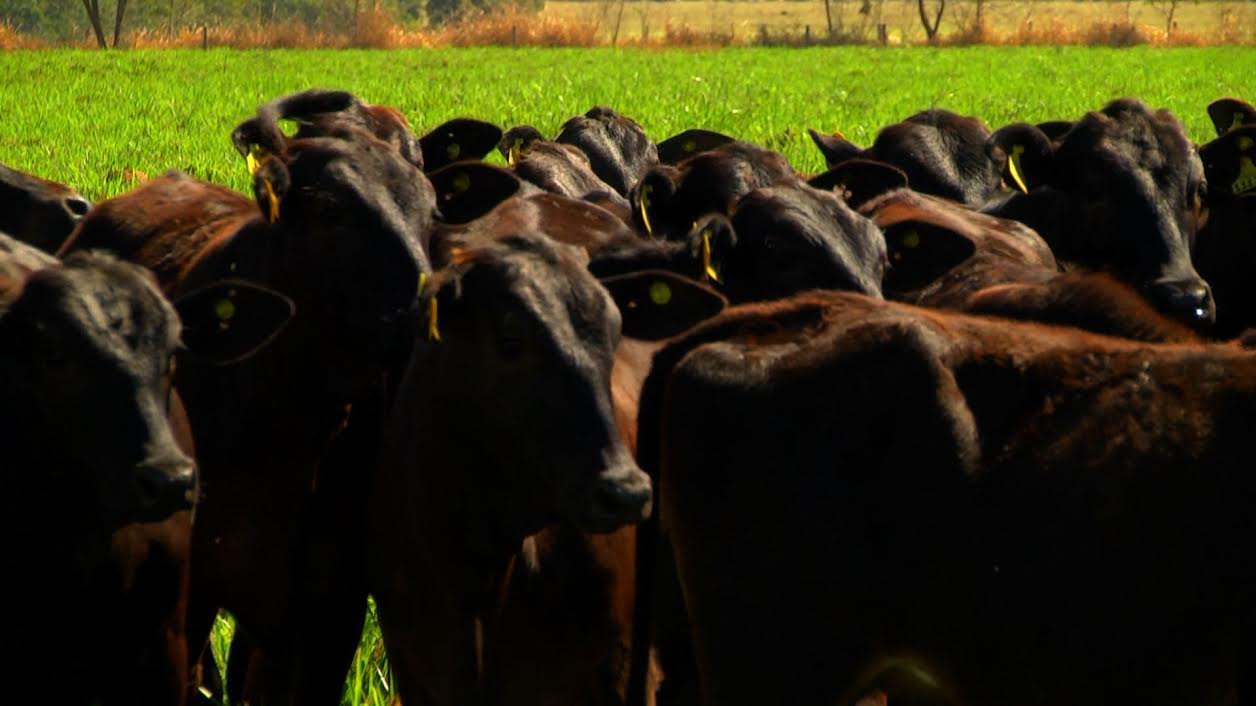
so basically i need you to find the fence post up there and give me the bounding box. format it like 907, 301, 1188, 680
877, 23, 888, 44
511, 25, 518, 46
804, 24, 811, 45
202, 25, 208, 49
759, 23, 768, 44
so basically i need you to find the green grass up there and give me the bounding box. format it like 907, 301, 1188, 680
1, 46, 1252, 704
1, 47, 1253, 202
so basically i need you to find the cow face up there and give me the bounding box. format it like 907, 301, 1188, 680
0, 163, 91, 255
247, 129, 435, 382
420, 232, 651, 536
0, 252, 194, 530
556, 106, 658, 197
723, 183, 887, 302
988, 99, 1213, 328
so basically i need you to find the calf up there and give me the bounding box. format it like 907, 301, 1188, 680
1193, 124, 1256, 338
984, 98, 1213, 328
639, 290, 1256, 706
1, 162, 91, 253
62, 107, 435, 706
809, 109, 1002, 207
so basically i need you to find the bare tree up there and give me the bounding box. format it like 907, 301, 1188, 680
81, 0, 108, 48
917, 0, 945, 40
824, 0, 834, 36
112, 0, 129, 47
1150, 0, 1194, 39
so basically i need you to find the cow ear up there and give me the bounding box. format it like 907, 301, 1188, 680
631, 166, 679, 239
428, 162, 523, 224
1208, 98, 1256, 137
175, 278, 295, 365
880, 220, 977, 295
809, 159, 909, 210
807, 128, 863, 169
600, 269, 727, 341
685, 213, 736, 286
251, 159, 290, 224
1199, 126, 1256, 196
419, 118, 505, 173
656, 129, 736, 165
1036, 120, 1074, 142
498, 125, 546, 164
987, 123, 1055, 194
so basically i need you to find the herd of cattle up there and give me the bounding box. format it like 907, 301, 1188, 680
5, 87, 1256, 706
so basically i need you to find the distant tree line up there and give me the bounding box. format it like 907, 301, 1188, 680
0, 0, 542, 41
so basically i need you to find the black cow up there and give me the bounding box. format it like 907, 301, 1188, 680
1193, 123, 1256, 338
984, 98, 1213, 328
808, 109, 1002, 207
1, 162, 92, 254
0, 239, 291, 706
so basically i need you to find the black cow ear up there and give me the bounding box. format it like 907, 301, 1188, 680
685, 213, 736, 286
656, 129, 736, 164
1036, 120, 1074, 142
881, 221, 977, 295
987, 123, 1055, 194
1208, 98, 1256, 137
498, 125, 546, 164
420, 118, 505, 173
809, 159, 909, 210
251, 159, 290, 224
631, 166, 679, 239
175, 278, 295, 365
600, 269, 727, 341
1199, 126, 1256, 197
807, 128, 863, 169
428, 162, 523, 224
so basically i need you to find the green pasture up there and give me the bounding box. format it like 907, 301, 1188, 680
1, 46, 1253, 202
1, 45, 1253, 704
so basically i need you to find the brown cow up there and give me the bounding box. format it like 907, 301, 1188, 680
1, 162, 92, 254
638, 289, 1256, 706
61, 108, 435, 706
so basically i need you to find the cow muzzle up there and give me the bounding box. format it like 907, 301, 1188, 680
579, 464, 653, 534
130, 455, 197, 524
1149, 277, 1216, 328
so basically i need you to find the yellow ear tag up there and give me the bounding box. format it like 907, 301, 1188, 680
262, 177, 280, 223
649, 280, 672, 305
508, 138, 523, 166
214, 297, 236, 327
418, 272, 442, 342
1007, 144, 1030, 195
246, 144, 268, 176
683, 139, 697, 153
701, 228, 722, 284
639, 183, 655, 237
832, 128, 847, 140
1231, 113, 1245, 134
446, 142, 461, 161
902, 230, 921, 249
453, 172, 472, 193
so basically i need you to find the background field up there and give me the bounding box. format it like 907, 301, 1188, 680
2, 46, 1253, 202
2, 46, 1254, 704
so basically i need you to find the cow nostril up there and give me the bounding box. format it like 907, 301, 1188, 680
63, 196, 91, 218
596, 476, 651, 519
134, 460, 196, 518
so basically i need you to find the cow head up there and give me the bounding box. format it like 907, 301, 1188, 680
235, 117, 436, 387
0, 252, 194, 530
414, 231, 651, 537
0, 163, 91, 255
721, 182, 887, 302
630, 142, 795, 241
556, 105, 659, 197
987, 98, 1213, 328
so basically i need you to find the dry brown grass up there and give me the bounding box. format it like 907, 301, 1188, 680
12, 1, 1256, 49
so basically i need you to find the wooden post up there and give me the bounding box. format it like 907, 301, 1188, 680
759, 23, 768, 44
804, 24, 811, 44
512, 25, 518, 45
202, 25, 208, 49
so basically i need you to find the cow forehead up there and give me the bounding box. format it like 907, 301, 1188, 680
23, 258, 179, 364
1065, 109, 1195, 182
